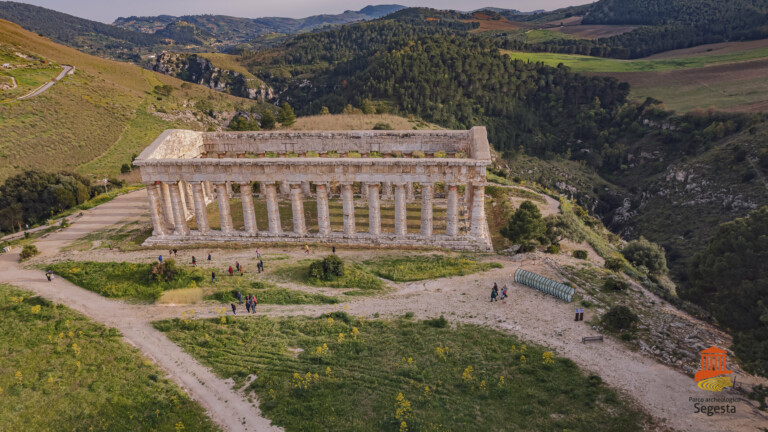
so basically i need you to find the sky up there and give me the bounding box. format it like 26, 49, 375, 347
17, 0, 594, 23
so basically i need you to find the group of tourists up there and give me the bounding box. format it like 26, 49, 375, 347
490, 282, 509, 302
230, 292, 258, 314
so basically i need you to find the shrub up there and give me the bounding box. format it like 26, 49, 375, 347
309, 255, 345, 281
423, 315, 448, 328
572, 250, 588, 259
545, 244, 560, 254
120, 163, 132, 174
372, 122, 393, 130
412, 150, 425, 158
149, 259, 181, 283
602, 306, 638, 331
603, 278, 629, 292
519, 242, 536, 253
19, 244, 39, 260
604, 258, 624, 272
621, 237, 668, 274
501, 201, 546, 244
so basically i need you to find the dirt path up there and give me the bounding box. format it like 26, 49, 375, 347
0, 190, 281, 432
17, 64, 72, 100
2, 189, 767, 432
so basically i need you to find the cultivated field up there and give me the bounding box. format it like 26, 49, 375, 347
505, 39, 768, 112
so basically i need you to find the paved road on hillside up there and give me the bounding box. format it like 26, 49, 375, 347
18, 64, 73, 100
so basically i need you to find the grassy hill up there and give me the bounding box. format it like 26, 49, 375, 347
0, 19, 260, 182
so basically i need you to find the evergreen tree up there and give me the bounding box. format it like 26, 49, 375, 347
319, 106, 331, 115
260, 109, 276, 130
277, 102, 297, 126
501, 200, 546, 244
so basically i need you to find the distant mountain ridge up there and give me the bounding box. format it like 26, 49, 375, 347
113, 4, 405, 48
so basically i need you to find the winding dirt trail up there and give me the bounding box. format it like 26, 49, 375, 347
0, 191, 281, 432
2, 189, 767, 431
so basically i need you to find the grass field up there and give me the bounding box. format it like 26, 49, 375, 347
48, 260, 205, 301
272, 259, 385, 292
205, 280, 340, 305
0, 65, 60, 99
504, 46, 768, 73
288, 114, 440, 131
363, 254, 502, 282
0, 284, 219, 432
155, 313, 646, 432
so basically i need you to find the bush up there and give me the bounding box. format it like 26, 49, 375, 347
309, 255, 345, 281
372, 122, 392, 130
149, 259, 181, 283
572, 250, 588, 259
621, 237, 668, 274
423, 315, 448, 328
602, 306, 638, 331
545, 244, 560, 254
604, 258, 624, 272
501, 200, 546, 244
19, 244, 39, 260
603, 278, 629, 292
120, 163, 132, 174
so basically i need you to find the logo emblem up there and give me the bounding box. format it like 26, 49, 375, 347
694, 347, 733, 391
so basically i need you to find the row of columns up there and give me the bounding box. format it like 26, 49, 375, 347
146, 180, 486, 239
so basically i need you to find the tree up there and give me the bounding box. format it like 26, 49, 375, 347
684, 206, 768, 376
309, 255, 345, 281
228, 113, 260, 131
319, 106, 331, 115
277, 102, 296, 126
361, 98, 375, 114
621, 237, 668, 274
500, 200, 546, 244
260, 109, 276, 130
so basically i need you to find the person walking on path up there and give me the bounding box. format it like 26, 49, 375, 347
207, 253, 211, 261
228, 266, 234, 276
158, 255, 163, 263
491, 285, 498, 302
192, 256, 196, 267
258, 259, 264, 273
236, 291, 243, 304
256, 248, 261, 258
173, 248, 178, 256
240, 265, 244, 277
252, 294, 257, 311
231, 303, 237, 315
245, 297, 251, 313
332, 246, 336, 254
500, 284, 508, 300
235, 261, 240, 273
45, 271, 52, 282
211, 271, 217, 283
305, 244, 310, 255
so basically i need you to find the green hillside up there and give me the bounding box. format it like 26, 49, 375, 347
0, 19, 260, 182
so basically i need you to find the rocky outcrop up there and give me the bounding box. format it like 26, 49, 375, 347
147, 52, 274, 101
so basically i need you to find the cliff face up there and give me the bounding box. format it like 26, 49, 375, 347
148, 53, 274, 101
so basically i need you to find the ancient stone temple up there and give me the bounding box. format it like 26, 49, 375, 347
134, 127, 492, 251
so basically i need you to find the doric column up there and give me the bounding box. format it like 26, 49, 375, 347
167, 181, 190, 236
383, 182, 393, 199
264, 182, 282, 234
290, 183, 307, 235
446, 183, 459, 237
160, 182, 174, 228
466, 182, 475, 221
190, 182, 210, 234
240, 182, 257, 235
184, 182, 195, 218
406, 182, 415, 201
204, 181, 214, 203
279, 181, 290, 197
368, 183, 381, 236
394, 183, 407, 236
301, 181, 311, 197
316, 183, 331, 236
470, 183, 487, 238
178, 182, 191, 220
420, 183, 434, 237
145, 182, 169, 236
341, 182, 356, 236
215, 182, 234, 234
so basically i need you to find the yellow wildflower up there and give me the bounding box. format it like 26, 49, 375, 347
30, 305, 41, 314
461, 366, 474, 383
15, 370, 22, 385
542, 352, 555, 365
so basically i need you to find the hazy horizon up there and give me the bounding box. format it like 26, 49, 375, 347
11, 0, 595, 23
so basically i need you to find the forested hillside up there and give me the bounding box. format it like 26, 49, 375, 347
503, 0, 768, 58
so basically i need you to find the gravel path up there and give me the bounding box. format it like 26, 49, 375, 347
2, 189, 766, 432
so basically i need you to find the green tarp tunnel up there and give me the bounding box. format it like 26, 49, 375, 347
513, 268, 574, 302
